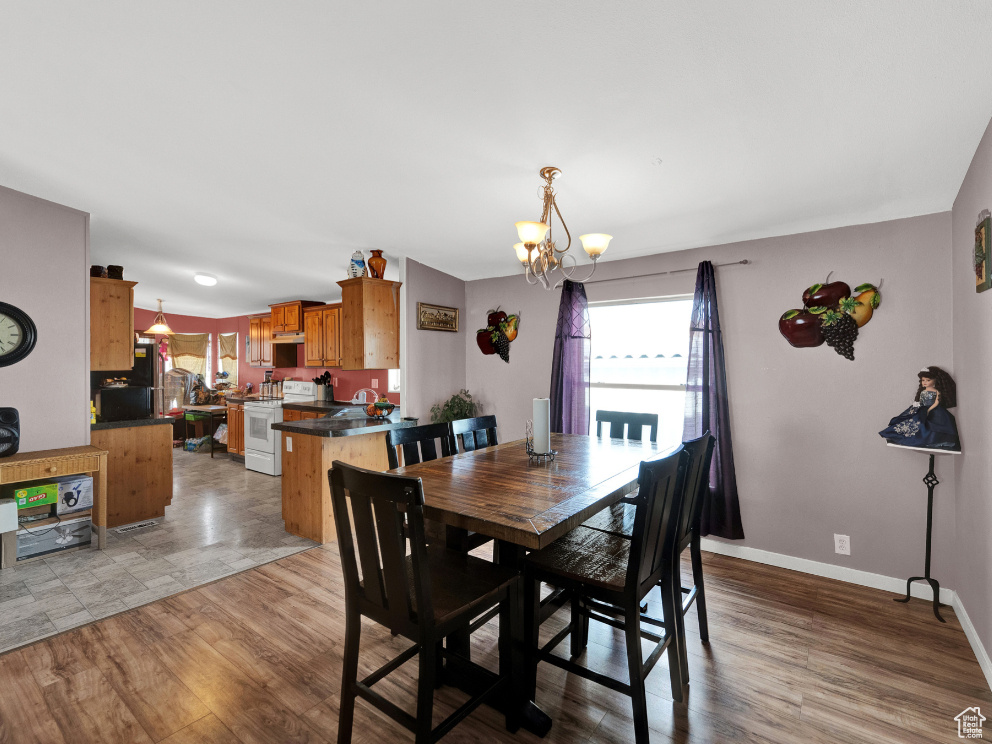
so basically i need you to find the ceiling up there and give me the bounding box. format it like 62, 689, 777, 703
0, 2, 990, 317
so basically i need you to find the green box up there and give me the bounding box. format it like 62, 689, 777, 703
3, 481, 59, 510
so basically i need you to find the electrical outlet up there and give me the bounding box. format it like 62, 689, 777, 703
371, 378, 379, 388
834, 534, 850, 555
286, 437, 292, 453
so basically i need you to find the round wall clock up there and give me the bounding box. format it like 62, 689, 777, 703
0, 302, 38, 367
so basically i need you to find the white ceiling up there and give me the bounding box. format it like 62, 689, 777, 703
0, 1, 990, 317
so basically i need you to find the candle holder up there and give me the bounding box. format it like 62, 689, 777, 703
524, 421, 556, 463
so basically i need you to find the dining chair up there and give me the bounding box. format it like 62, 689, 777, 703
450, 415, 498, 453
329, 461, 519, 744
595, 410, 659, 442
523, 448, 689, 743
385, 422, 456, 469
582, 433, 717, 679
582, 410, 659, 536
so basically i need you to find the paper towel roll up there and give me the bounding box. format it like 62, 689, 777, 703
533, 398, 551, 454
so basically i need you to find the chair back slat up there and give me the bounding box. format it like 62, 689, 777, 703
626, 449, 687, 594
329, 461, 435, 635
386, 423, 455, 469
450, 415, 498, 453
595, 410, 659, 443
675, 433, 716, 550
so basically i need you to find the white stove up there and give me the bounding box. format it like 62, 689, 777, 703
244, 380, 318, 476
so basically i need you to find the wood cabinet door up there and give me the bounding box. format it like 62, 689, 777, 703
283, 409, 301, 422
249, 318, 262, 366
271, 305, 285, 332
261, 317, 273, 366
91, 278, 137, 370
301, 411, 320, 420
303, 310, 324, 367
283, 304, 300, 333
323, 306, 341, 367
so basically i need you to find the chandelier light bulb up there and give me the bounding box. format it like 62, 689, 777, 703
515, 221, 550, 246
578, 234, 613, 257
514, 243, 530, 264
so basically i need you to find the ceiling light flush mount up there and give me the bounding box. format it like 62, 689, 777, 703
194, 273, 217, 286
143, 299, 173, 335
514, 166, 611, 289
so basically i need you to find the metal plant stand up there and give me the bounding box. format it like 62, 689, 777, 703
894, 454, 946, 622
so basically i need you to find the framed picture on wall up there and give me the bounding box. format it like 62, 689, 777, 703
417, 302, 459, 332
975, 214, 992, 293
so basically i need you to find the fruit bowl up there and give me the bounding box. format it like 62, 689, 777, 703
365, 401, 395, 419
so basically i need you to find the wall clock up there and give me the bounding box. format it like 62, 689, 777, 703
0, 302, 38, 367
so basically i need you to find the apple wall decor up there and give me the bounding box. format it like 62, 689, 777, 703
476, 307, 520, 363
779, 273, 881, 360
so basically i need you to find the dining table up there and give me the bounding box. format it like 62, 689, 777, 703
392, 432, 670, 736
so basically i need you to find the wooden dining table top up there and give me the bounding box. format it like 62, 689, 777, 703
393, 433, 673, 550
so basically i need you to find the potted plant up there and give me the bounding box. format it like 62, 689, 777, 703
430, 389, 476, 424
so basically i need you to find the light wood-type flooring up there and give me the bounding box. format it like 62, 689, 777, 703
0, 539, 988, 744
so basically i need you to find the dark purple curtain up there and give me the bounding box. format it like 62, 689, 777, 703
550, 280, 590, 434
683, 261, 744, 539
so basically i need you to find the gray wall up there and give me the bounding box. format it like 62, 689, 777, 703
402, 258, 467, 422
950, 120, 992, 659
0, 185, 90, 452
465, 212, 960, 583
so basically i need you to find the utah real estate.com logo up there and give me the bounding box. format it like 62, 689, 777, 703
955, 707, 986, 739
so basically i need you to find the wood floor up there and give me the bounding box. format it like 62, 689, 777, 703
0, 544, 988, 744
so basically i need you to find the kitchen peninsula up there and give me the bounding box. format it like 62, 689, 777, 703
272, 411, 417, 542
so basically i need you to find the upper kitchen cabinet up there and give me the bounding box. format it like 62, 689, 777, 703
303, 304, 341, 368
90, 278, 137, 370
337, 277, 402, 370
249, 314, 296, 368
269, 300, 322, 335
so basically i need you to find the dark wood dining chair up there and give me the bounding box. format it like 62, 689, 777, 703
329, 461, 519, 744
450, 415, 498, 453
523, 448, 689, 743
386, 423, 456, 470
595, 410, 659, 442
581, 433, 717, 682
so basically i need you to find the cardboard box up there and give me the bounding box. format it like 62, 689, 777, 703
17, 515, 92, 560
3, 482, 58, 510
54, 475, 94, 516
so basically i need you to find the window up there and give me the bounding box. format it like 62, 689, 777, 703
588, 295, 693, 447
387, 369, 400, 393
218, 333, 238, 384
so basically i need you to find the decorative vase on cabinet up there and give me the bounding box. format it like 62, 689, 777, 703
348, 251, 366, 278
368, 250, 387, 279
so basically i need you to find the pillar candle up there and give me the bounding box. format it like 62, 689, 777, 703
533, 398, 551, 454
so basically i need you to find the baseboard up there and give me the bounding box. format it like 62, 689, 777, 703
951, 591, 993, 690
700, 538, 991, 689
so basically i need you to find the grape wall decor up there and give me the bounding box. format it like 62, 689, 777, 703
476, 307, 520, 362
779, 274, 881, 360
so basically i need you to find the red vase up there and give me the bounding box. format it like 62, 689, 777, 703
368, 250, 387, 279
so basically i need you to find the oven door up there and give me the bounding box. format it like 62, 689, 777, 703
244, 406, 280, 453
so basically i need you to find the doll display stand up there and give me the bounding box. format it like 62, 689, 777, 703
887, 444, 960, 622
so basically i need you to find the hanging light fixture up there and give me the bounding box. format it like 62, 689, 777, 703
514, 166, 611, 289
143, 299, 174, 335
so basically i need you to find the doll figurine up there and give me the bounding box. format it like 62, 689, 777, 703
879, 366, 960, 451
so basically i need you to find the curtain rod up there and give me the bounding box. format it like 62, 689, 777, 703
583, 259, 750, 285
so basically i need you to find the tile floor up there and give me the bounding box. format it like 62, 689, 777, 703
0, 448, 317, 653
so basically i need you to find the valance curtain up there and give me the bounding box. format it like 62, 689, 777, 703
683, 261, 744, 540
168, 333, 209, 379
218, 333, 238, 383
550, 280, 591, 434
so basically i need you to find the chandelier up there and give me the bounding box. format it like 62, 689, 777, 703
514, 166, 611, 289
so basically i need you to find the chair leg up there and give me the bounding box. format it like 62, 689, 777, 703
415, 641, 437, 743
658, 572, 684, 704
673, 561, 690, 687
570, 592, 585, 657
691, 537, 709, 643
624, 605, 650, 743
338, 607, 361, 744
498, 596, 518, 733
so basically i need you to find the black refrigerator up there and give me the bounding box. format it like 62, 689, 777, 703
91, 343, 157, 422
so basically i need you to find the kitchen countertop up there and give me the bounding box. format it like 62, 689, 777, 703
272, 413, 418, 438
280, 400, 366, 413
91, 417, 176, 431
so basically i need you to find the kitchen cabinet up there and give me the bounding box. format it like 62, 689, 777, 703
226, 403, 244, 455
249, 315, 296, 368
337, 278, 402, 370
283, 409, 301, 422
91, 278, 138, 370
303, 304, 342, 368
270, 300, 322, 335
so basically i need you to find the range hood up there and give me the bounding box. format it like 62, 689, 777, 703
271, 333, 304, 344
